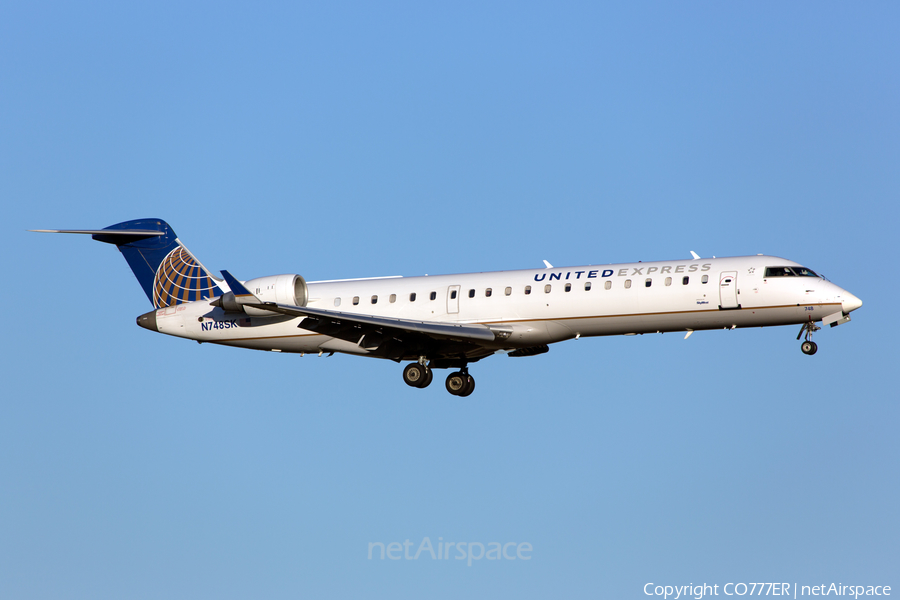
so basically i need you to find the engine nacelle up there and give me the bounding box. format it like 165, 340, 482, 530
244, 274, 308, 306
213, 273, 308, 316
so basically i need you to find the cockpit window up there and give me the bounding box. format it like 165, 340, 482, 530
765, 266, 819, 278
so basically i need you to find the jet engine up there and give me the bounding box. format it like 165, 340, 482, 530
213, 273, 307, 316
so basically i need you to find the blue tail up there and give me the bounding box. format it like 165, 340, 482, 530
93, 218, 223, 308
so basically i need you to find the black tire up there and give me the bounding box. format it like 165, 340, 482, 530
445, 372, 467, 395
421, 367, 433, 389
801, 341, 818, 355
458, 374, 476, 397
403, 363, 427, 387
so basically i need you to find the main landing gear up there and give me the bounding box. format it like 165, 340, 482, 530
445, 369, 475, 397
402, 361, 476, 396
797, 319, 820, 355
402, 361, 433, 388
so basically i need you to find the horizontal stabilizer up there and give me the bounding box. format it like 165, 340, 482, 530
30, 229, 165, 235
30, 228, 165, 245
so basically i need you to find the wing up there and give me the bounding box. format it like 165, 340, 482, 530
254, 301, 512, 362
218, 270, 511, 364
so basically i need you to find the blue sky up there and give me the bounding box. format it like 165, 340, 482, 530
2, 2, 898, 598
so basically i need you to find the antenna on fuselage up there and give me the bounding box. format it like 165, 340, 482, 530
543, 260, 553, 268
690, 251, 700, 260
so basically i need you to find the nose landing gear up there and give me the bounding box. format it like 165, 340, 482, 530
797, 319, 820, 355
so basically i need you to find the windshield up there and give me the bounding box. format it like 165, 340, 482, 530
764, 266, 819, 278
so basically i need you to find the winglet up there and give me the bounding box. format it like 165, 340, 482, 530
220, 270, 256, 298
690, 251, 700, 260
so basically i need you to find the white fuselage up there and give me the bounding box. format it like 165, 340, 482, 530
149, 255, 861, 358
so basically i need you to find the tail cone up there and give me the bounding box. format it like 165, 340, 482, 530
136, 310, 158, 332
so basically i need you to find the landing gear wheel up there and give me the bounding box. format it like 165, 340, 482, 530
403, 363, 430, 388
445, 371, 467, 395
801, 341, 818, 355
422, 367, 433, 388
459, 374, 475, 397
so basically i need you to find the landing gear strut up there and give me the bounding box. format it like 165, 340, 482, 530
445, 368, 475, 397
797, 319, 820, 355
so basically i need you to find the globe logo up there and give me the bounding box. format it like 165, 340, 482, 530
152, 246, 219, 308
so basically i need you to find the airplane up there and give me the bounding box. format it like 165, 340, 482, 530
33, 218, 863, 396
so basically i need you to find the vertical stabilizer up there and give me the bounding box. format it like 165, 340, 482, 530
99, 219, 223, 308
34, 218, 223, 308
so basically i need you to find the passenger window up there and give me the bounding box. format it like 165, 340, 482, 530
353, 296, 360, 305
485, 288, 492, 297
625, 279, 632, 289
409, 293, 416, 302
665, 277, 672, 286
682, 276, 689, 285
584, 282, 592, 291
371, 295, 377, 304
505, 287, 512, 296
390, 294, 396, 303
604, 281, 612, 290
565, 283, 571, 292
524, 286, 531, 295
334, 298, 341, 307
645, 278, 652, 288
544, 284, 551, 293
430, 291, 437, 300
701, 275, 708, 284
468, 289, 475, 298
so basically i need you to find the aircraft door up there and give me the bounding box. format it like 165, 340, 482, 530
719, 271, 739, 309
447, 285, 460, 314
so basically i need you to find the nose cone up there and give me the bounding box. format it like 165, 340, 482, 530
842, 292, 863, 313
136, 309, 158, 332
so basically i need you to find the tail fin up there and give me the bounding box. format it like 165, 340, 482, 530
34, 218, 223, 308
